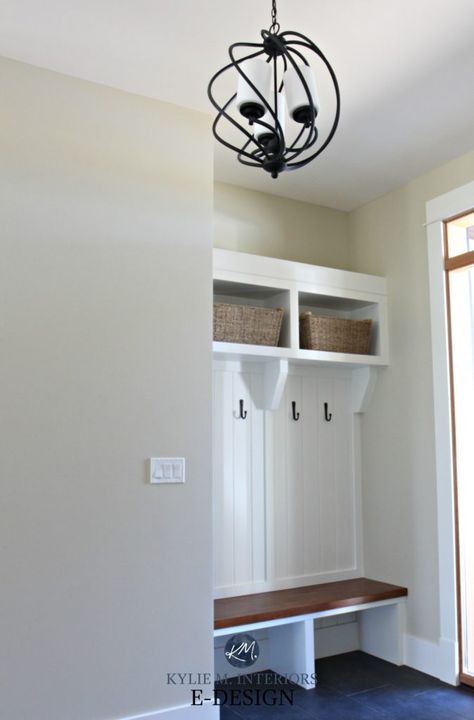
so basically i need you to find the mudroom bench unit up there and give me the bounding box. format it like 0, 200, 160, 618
214, 578, 408, 689
212, 250, 398, 688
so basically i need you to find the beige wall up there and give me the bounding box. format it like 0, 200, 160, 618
214, 182, 350, 268
3, 45, 473, 717
0, 57, 213, 719
348, 149, 474, 644
215, 148, 474, 655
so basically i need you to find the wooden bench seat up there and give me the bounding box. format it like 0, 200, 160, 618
214, 578, 407, 689
215, 578, 407, 630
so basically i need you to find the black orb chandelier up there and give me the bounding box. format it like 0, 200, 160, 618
207, 0, 340, 179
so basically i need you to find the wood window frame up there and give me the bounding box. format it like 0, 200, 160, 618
443, 207, 474, 687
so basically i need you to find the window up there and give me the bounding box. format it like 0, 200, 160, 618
445, 210, 474, 686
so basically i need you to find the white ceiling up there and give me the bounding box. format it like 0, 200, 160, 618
1, 0, 474, 210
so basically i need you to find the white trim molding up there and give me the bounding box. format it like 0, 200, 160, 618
118, 703, 219, 720
404, 634, 459, 685
426, 180, 474, 687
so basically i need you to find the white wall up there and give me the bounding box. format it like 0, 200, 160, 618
214, 182, 350, 268
0, 57, 214, 719
349, 148, 474, 672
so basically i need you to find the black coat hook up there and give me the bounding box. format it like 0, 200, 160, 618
324, 402, 332, 422
238, 399, 247, 420
291, 401, 300, 421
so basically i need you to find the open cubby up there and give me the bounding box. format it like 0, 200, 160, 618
298, 291, 381, 356
213, 279, 291, 348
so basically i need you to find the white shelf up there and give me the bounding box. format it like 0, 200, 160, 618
213, 341, 387, 368
213, 249, 389, 410
213, 342, 288, 361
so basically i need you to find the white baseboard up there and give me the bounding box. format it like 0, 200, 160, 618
404, 633, 458, 685
215, 569, 361, 599
118, 703, 219, 720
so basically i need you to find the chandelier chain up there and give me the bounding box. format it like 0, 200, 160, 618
270, 0, 280, 34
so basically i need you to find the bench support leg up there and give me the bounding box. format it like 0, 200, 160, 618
268, 619, 316, 690
359, 602, 406, 665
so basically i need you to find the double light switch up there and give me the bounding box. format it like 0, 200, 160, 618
150, 457, 185, 484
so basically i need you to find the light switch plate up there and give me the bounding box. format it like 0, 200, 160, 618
150, 457, 185, 484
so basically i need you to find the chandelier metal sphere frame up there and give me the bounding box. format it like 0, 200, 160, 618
207, 0, 340, 179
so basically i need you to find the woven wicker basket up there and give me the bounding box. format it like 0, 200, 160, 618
214, 303, 284, 346
300, 312, 372, 354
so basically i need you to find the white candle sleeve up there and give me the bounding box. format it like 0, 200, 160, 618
236, 57, 272, 121
284, 63, 320, 124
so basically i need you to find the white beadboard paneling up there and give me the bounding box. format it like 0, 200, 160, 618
273, 382, 289, 580
334, 377, 357, 571
272, 368, 358, 587
215, 569, 363, 597
250, 372, 266, 584
213, 369, 234, 590
302, 376, 320, 575
233, 371, 253, 586
264, 405, 276, 586
213, 367, 266, 596
214, 364, 360, 597
318, 375, 337, 573
286, 375, 305, 578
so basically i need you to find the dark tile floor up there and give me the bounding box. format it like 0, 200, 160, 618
215, 651, 474, 719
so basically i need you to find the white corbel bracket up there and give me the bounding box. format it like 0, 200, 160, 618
263, 358, 289, 410
352, 366, 378, 414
